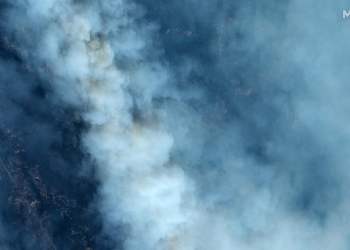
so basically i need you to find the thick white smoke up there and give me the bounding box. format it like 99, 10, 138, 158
13, 1, 200, 249
4, 0, 350, 249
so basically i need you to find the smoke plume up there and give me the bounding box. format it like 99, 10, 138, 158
1, 0, 350, 249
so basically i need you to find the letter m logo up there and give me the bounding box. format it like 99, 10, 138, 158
343, 10, 350, 18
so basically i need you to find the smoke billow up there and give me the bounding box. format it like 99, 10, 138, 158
2, 0, 350, 249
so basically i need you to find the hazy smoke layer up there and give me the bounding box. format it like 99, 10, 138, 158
2, 0, 350, 249
0, 4, 103, 248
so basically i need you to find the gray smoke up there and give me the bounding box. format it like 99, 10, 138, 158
2, 0, 350, 249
